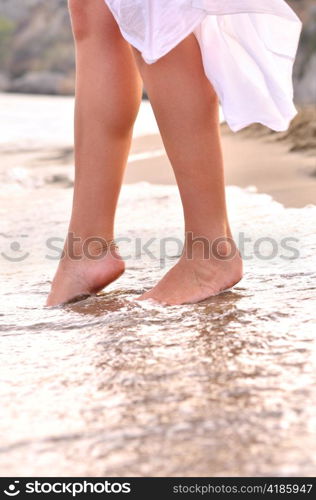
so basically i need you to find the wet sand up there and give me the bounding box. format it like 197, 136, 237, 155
2, 127, 316, 208
1, 93, 316, 477
2, 128, 315, 207
125, 130, 316, 208
0, 93, 315, 207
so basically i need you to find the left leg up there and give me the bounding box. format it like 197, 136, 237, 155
46, 0, 142, 306
132, 34, 243, 304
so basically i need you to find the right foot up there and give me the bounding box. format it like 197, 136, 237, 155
46, 240, 125, 306
137, 234, 243, 305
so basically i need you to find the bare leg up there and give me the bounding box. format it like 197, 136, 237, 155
133, 35, 243, 305
47, 0, 142, 306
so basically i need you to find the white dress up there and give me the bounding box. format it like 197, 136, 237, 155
104, 0, 302, 132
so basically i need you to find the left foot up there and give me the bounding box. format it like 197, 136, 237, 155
46, 239, 125, 307
137, 240, 243, 305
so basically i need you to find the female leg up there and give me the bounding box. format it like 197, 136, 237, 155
132, 35, 243, 305
47, 0, 142, 306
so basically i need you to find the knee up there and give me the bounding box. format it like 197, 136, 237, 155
68, 0, 120, 42
68, 0, 90, 40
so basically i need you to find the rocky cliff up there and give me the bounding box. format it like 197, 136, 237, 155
0, 0, 315, 102
0, 0, 74, 94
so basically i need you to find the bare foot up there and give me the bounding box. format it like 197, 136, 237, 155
137, 239, 243, 305
46, 240, 125, 306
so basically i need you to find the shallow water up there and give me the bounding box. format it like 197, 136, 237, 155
1, 179, 316, 477
0, 94, 316, 477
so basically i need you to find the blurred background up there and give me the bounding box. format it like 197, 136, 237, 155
0, 0, 315, 101
0, 0, 314, 270
0, 0, 315, 205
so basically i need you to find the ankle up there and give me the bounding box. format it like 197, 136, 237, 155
183, 230, 239, 261
62, 232, 120, 262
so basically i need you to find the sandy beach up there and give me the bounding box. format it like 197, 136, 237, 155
1, 93, 315, 477
1, 93, 315, 208
125, 126, 316, 208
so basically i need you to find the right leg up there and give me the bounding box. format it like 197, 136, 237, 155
47, 0, 142, 306
132, 35, 242, 304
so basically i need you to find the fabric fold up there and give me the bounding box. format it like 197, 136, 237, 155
104, 0, 302, 132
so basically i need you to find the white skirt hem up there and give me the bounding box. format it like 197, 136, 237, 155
104, 0, 302, 132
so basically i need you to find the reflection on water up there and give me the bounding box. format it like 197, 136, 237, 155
0, 181, 316, 476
